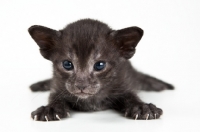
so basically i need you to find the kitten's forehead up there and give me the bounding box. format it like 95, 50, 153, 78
72, 42, 94, 70
61, 19, 112, 70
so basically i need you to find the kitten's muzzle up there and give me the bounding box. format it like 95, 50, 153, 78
75, 84, 88, 91
74, 84, 97, 98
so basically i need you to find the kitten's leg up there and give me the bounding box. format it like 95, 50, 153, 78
138, 73, 174, 91
114, 93, 163, 120
31, 91, 70, 121
30, 79, 51, 91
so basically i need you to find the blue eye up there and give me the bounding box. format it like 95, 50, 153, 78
63, 60, 74, 70
94, 61, 106, 71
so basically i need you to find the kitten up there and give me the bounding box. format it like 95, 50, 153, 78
28, 19, 174, 121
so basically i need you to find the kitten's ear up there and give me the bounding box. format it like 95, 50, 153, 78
28, 25, 61, 60
110, 27, 143, 59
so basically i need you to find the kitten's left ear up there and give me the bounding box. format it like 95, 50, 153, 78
110, 27, 143, 59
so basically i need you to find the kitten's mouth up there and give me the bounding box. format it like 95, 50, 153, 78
74, 92, 94, 99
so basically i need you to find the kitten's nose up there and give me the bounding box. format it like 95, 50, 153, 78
75, 85, 87, 90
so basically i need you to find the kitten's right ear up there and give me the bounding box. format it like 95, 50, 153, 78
28, 25, 61, 60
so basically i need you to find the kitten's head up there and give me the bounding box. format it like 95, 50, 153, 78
28, 19, 143, 99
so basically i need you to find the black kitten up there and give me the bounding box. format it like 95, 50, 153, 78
28, 19, 174, 121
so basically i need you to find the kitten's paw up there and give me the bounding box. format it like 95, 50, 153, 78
31, 106, 70, 121
125, 103, 163, 120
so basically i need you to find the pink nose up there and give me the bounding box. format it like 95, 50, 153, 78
75, 85, 88, 90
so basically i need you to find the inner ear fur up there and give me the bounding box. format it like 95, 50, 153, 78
28, 25, 61, 60
110, 27, 143, 59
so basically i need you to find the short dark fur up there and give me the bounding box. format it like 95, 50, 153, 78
29, 19, 174, 121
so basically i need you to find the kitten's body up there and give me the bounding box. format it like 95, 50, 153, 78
29, 19, 173, 121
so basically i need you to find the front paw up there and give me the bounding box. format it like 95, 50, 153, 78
125, 103, 163, 120
31, 106, 70, 121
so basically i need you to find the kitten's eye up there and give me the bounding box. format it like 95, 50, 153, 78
94, 61, 106, 71
63, 60, 74, 70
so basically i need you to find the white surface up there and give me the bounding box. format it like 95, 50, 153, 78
0, 0, 200, 132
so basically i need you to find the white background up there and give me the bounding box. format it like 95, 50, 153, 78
0, 0, 200, 132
